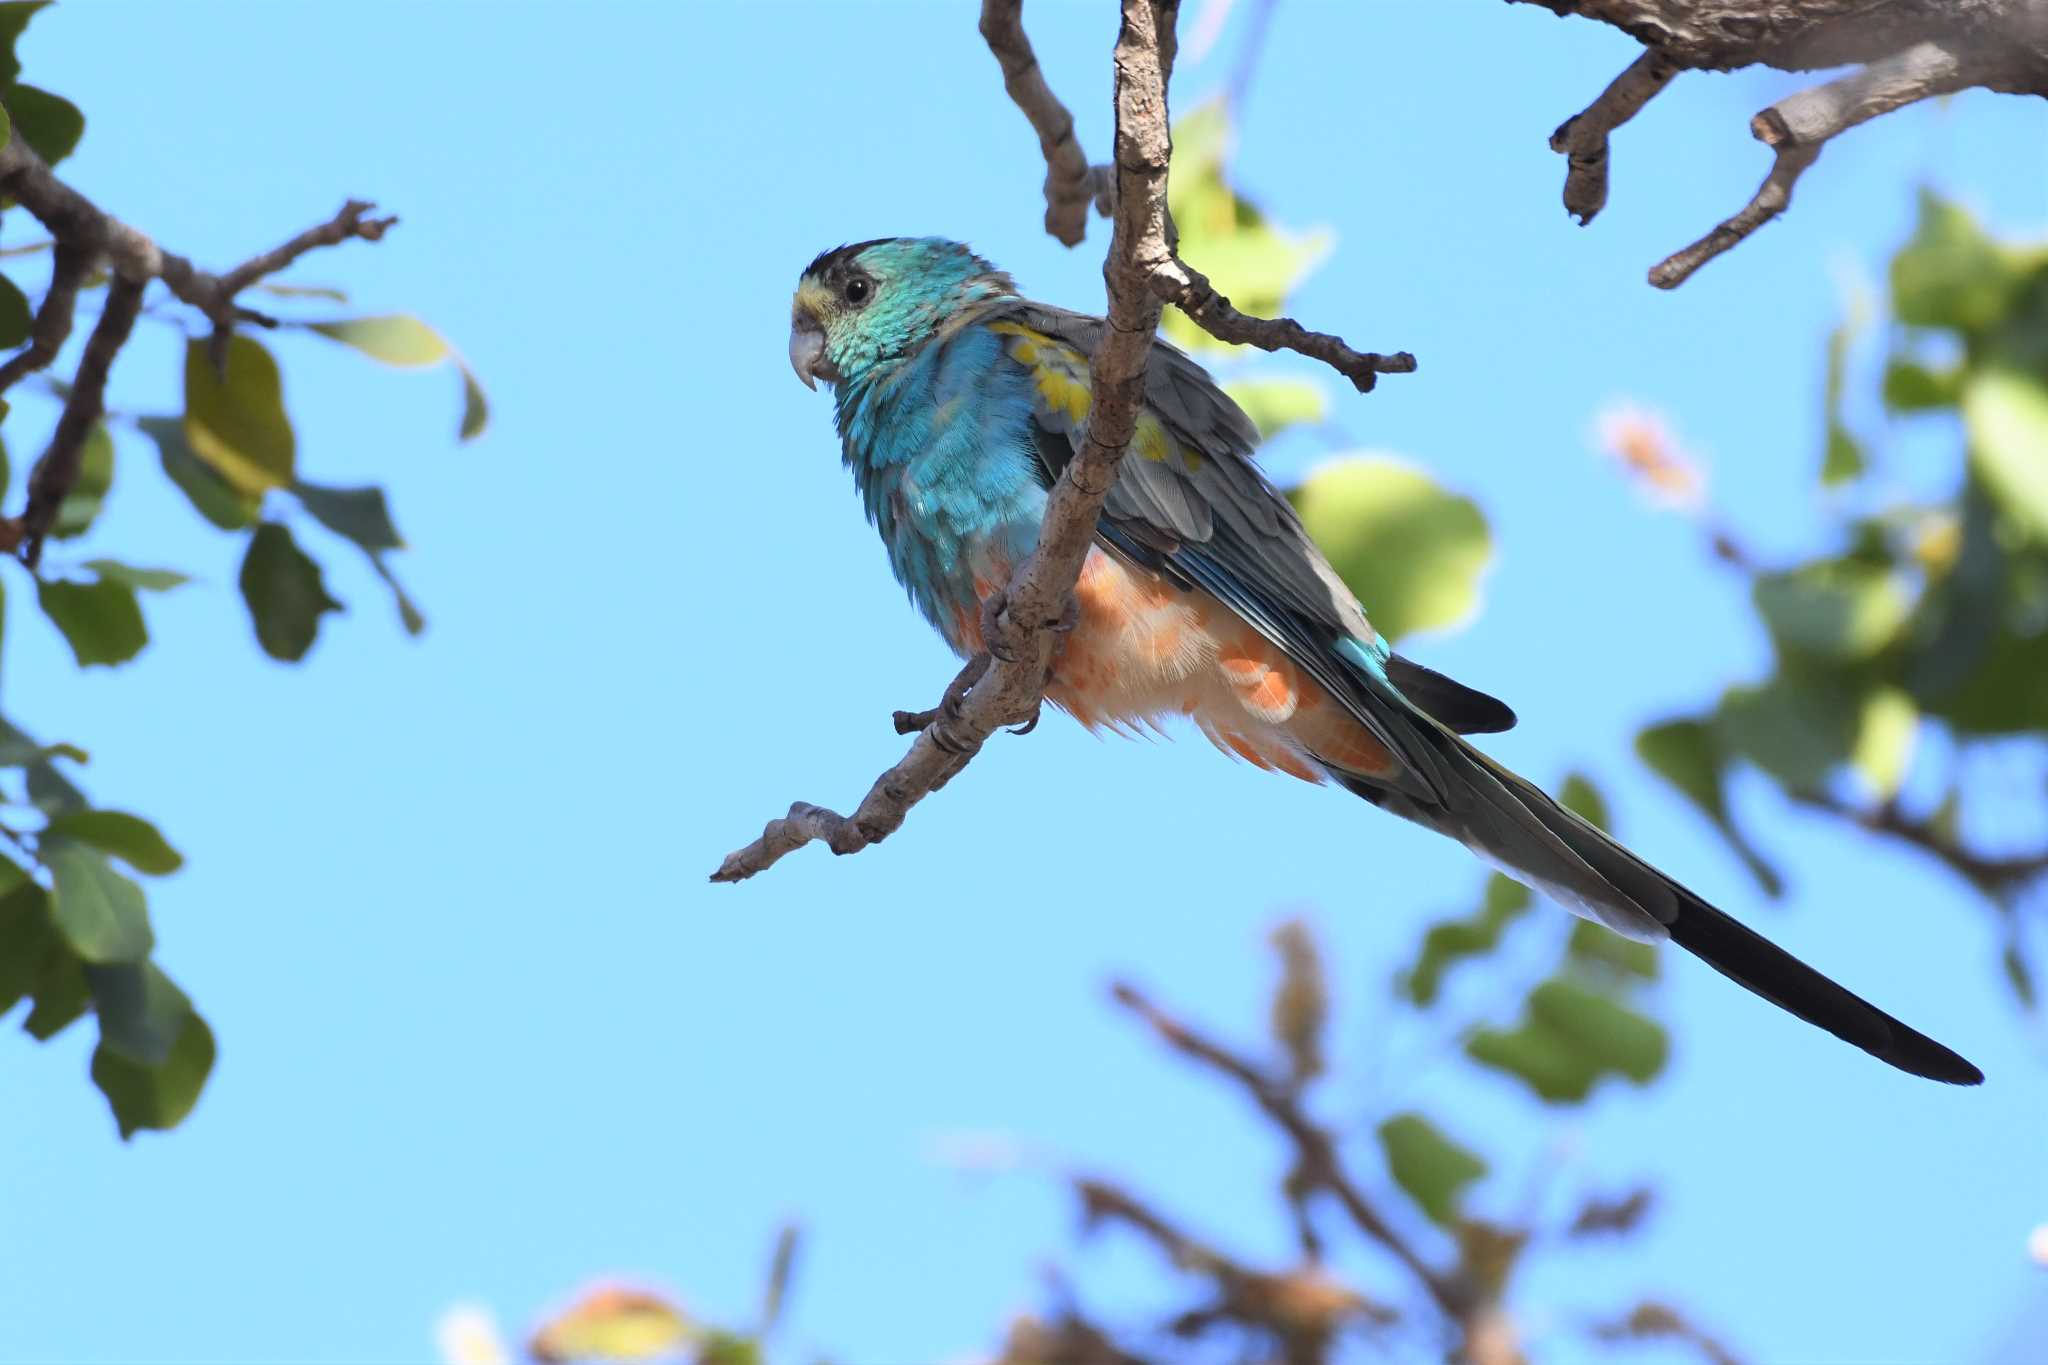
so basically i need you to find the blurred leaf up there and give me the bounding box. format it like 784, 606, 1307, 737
1753, 561, 1910, 661
84, 959, 190, 1066
296, 482, 402, 551
139, 414, 259, 530
1821, 320, 1864, 486
36, 574, 145, 667
1221, 377, 1326, 441
1716, 673, 1860, 791
1883, 358, 1962, 411
529, 1285, 693, 1364
0, 876, 52, 1016
0, 2, 50, 86
1163, 99, 1331, 355
308, 314, 450, 367
1568, 1187, 1653, 1238
1376, 1111, 1486, 1226
91, 1008, 213, 1139
459, 363, 489, 441
1891, 191, 2018, 332
44, 837, 150, 964
22, 941, 86, 1038
759, 1223, 800, 1336
1850, 687, 1918, 799
1962, 368, 2048, 542
1630, 716, 1777, 896
82, 559, 188, 593
239, 521, 341, 662
696, 1336, 761, 1365
5, 83, 83, 166
1591, 1301, 1742, 1365
1558, 771, 1609, 832
2002, 939, 2036, 1008
254, 281, 349, 302
0, 271, 29, 348
1287, 457, 1491, 641
1467, 1022, 1599, 1104
45, 808, 182, 875
373, 554, 426, 636
1469, 979, 1667, 1101
183, 335, 295, 495
1402, 873, 1531, 1006
51, 421, 113, 539
1268, 918, 1326, 1083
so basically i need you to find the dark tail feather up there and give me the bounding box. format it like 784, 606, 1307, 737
1663, 888, 1983, 1085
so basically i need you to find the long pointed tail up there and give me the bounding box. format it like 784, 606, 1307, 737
1345, 732, 1983, 1086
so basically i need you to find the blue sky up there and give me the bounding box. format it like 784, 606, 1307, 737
0, 3, 2044, 1363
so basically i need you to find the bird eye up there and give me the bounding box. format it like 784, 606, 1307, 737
843, 277, 871, 305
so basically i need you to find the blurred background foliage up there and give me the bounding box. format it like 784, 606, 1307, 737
0, 0, 485, 1137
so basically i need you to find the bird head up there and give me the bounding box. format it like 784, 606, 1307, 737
789, 237, 1016, 390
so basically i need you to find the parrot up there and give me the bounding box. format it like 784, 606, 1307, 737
786, 235, 1981, 1086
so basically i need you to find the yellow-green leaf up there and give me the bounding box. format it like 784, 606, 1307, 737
529, 1286, 693, 1364
1221, 377, 1326, 441
45, 838, 151, 964
1377, 1112, 1487, 1226
1287, 456, 1491, 642
183, 335, 296, 495
1851, 686, 1918, 800
1962, 368, 2048, 542
309, 315, 450, 367
51, 422, 113, 539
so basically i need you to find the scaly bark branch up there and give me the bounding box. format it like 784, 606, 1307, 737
710, 0, 1181, 883
981, 0, 1113, 246
0, 105, 394, 563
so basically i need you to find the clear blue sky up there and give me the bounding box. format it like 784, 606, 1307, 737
1, 3, 2043, 1363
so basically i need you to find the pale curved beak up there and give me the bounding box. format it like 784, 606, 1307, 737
788, 317, 832, 390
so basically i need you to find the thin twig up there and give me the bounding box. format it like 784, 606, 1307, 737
0, 241, 89, 397
1548, 50, 1678, 226
1151, 256, 1416, 393
712, 0, 1180, 883
981, 0, 1112, 246
1787, 789, 2048, 902
1649, 41, 1969, 288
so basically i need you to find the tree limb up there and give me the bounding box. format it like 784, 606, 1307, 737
981, 0, 1113, 246
1151, 256, 1416, 393
711, 0, 1181, 884
0, 103, 395, 564
1549, 50, 1680, 225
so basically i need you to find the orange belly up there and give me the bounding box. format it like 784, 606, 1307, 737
968, 549, 1396, 784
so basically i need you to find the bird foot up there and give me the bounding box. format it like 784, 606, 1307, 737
894, 652, 993, 752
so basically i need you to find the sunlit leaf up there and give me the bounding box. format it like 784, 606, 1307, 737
1377, 1112, 1486, 1226
1821, 321, 1864, 486
51, 422, 113, 539
44, 837, 151, 964
36, 574, 145, 667
239, 521, 341, 662
1850, 687, 1918, 800
1287, 456, 1491, 641
1221, 377, 1327, 441
529, 1285, 693, 1364
85, 959, 191, 1066
1891, 191, 2018, 332
1753, 562, 1910, 660
1882, 358, 1962, 411
1962, 368, 2048, 542
308, 315, 450, 367
91, 1008, 213, 1138
45, 808, 182, 875
183, 335, 296, 495
1716, 674, 1860, 791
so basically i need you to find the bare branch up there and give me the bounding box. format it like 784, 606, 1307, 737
981, 0, 1113, 246
1786, 789, 2048, 904
1549, 50, 1679, 225
1650, 40, 1969, 287
712, 0, 1180, 884
2, 273, 144, 566
1152, 256, 1416, 393
0, 241, 89, 397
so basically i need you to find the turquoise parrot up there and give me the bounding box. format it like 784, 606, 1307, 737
788, 236, 1979, 1085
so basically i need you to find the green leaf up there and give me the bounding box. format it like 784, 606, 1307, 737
307, 314, 450, 367
1287, 457, 1492, 642
1821, 320, 1864, 486
1753, 561, 1911, 660
1558, 772, 1609, 833
1568, 920, 1659, 979
1891, 191, 2019, 332
1635, 717, 1783, 896
1883, 358, 1962, 412
2002, 939, 2036, 1008
0, 271, 30, 348
0, 875, 52, 1016
5, 83, 83, 166
1220, 377, 1327, 441
1962, 368, 2048, 542
140, 414, 259, 530
239, 521, 341, 662
1850, 687, 1918, 800
1530, 979, 1667, 1083
45, 837, 151, 964
0, 3, 50, 86
45, 808, 182, 876
51, 421, 113, 539
183, 335, 296, 495
22, 941, 86, 1039
92, 1008, 213, 1138
1402, 874, 1531, 1007
1716, 673, 1861, 791
1377, 1112, 1487, 1226
254, 281, 349, 303
85, 960, 191, 1066
36, 574, 145, 667
1466, 1022, 1600, 1104
1823, 424, 1864, 486
458, 361, 489, 441
81, 559, 189, 592
295, 482, 402, 551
